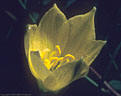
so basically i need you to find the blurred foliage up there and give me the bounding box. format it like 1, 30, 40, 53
29, 12, 39, 23
109, 80, 121, 91
0, 0, 121, 96
18, 0, 27, 9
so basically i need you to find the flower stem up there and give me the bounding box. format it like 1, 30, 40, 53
89, 67, 121, 96
85, 75, 98, 87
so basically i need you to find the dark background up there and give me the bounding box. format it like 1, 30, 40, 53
0, 0, 121, 96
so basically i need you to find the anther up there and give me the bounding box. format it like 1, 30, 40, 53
55, 45, 61, 56
50, 57, 59, 71
50, 57, 58, 63
63, 54, 75, 61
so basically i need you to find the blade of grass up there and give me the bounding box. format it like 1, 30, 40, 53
90, 67, 121, 96
43, 0, 51, 5
18, 0, 27, 9
29, 13, 39, 23
113, 42, 121, 58
24, 0, 27, 5
66, 0, 76, 8
6, 26, 13, 39
104, 81, 121, 96
109, 54, 119, 71
85, 75, 98, 87
29, 14, 36, 23
107, 42, 121, 71
104, 53, 119, 80
5, 11, 17, 21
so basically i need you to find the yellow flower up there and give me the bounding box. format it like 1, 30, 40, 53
24, 4, 106, 92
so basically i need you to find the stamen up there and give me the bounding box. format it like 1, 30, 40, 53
42, 45, 75, 71
50, 57, 59, 71
58, 57, 69, 67
41, 48, 50, 59
50, 61, 60, 71
58, 57, 64, 61
49, 45, 61, 57
55, 45, 61, 56
49, 51, 56, 57
49, 57, 63, 71
50, 57, 58, 64
63, 54, 75, 61
44, 59, 51, 69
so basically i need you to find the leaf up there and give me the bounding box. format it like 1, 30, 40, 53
29, 12, 39, 23
101, 88, 109, 93
85, 76, 98, 87
5, 11, 17, 21
113, 42, 121, 58
109, 54, 119, 71
109, 80, 121, 91
42, 0, 51, 5
18, 0, 27, 9
32, 12, 39, 21
6, 26, 13, 39
66, 0, 76, 8
120, 74, 121, 78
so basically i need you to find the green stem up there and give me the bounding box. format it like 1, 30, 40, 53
89, 67, 121, 96
85, 75, 98, 87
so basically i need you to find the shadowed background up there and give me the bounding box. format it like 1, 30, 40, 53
0, 0, 121, 96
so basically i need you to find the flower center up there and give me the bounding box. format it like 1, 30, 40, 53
41, 45, 75, 71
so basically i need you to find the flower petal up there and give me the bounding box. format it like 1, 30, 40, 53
37, 4, 67, 49
24, 24, 37, 57
43, 60, 89, 91
81, 40, 107, 66
29, 51, 51, 81
56, 21, 70, 53
72, 40, 107, 66
61, 7, 96, 56
69, 7, 96, 40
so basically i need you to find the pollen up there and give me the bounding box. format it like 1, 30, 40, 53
41, 45, 75, 71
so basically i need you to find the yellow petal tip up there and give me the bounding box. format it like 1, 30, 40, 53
53, 3, 57, 8
92, 7, 96, 12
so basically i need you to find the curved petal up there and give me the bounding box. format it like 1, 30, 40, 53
24, 24, 37, 57
72, 40, 107, 66
29, 51, 51, 81
62, 7, 96, 56
37, 4, 67, 50
24, 28, 29, 57
81, 40, 107, 66
68, 7, 96, 40
43, 60, 89, 91
56, 21, 70, 53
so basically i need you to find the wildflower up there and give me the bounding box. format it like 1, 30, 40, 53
24, 4, 106, 92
